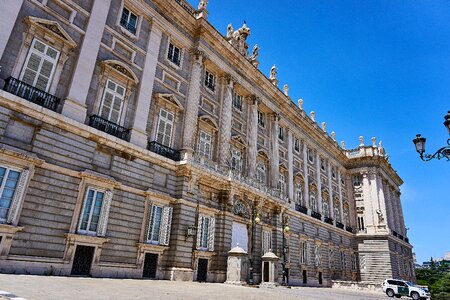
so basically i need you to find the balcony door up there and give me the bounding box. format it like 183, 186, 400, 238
231, 222, 248, 252
99, 79, 125, 124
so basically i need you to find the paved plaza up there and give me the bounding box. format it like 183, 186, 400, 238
0, 274, 388, 300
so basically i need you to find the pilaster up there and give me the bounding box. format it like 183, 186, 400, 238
129, 21, 163, 148
246, 96, 258, 178
302, 141, 309, 208
62, 0, 112, 123
362, 171, 375, 234
315, 152, 322, 214
181, 49, 205, 156
376, 174, 388, 232
0, 0, 23, 59
218, 76, 234, 166
269, 113, 280, 188
327, 162, 334, 220
337, 170, 344, 223
287, 130, 294, 201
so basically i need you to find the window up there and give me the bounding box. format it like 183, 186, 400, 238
307, 148, 315, 163
295, 184, 303, 204
0, 166, 21, 222
323, 201, 329, 217
230, 148, 242, 172
331, 167, 336, 179
120, 7, 138, 34
257, 111, 265, 128
278, 173, 286, 196
357, 215, 365, 232
294, 138, 300, 152
78, 188, 105, 235
197, 130, 213, 159
196, 214, 215, 251
233, 92, 243, 111
256, 162, 266, 184
20, 38, 60, 92
278, 126, 284, 141
320, 159, 326, 171
310, 194, 317, 211
204, 70, 215, 92
329, 248, 334, 269
146, 204, 173, 246
262, 230, 272, 254
314, 244, 321, 267
167, 43, 181, 66
300, 241, 308, 264
340, 251, 346, 270
351, 254, 357, 271
156, 109, 174, 147
99, 79, 126, 124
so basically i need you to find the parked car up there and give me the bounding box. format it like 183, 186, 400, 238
382, 279, 431, 299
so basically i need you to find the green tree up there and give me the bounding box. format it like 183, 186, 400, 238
431, 272, 450, 300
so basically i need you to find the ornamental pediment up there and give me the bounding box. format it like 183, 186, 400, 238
24, 16, 76, 49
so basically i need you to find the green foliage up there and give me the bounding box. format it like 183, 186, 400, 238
415, 264, 450, 300
431, 272, 450, 300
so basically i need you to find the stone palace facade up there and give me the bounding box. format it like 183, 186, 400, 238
0, 0, 414, 286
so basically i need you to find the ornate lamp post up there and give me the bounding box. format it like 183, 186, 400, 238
248, 202, 260, 285
281, 214, 290, 286
413, 111, 450, 161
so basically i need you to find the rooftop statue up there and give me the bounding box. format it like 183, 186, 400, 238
198, 0, 208, 10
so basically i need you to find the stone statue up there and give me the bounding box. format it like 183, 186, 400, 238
250, 44, 259, 60
371, 137, 377, 147
359, 136, 364, 147
283, 84, 289, 96
310, 111, 315, 122
298, 98, 303, 110
226, 23, 234, 41
198, 0, 208, 10
229, 22, 250, 55
331, 131, 336, 141
321, 122, 326, 132
376, 209, 384, 223
270, 65, 277, 80
341, 141, 346, 149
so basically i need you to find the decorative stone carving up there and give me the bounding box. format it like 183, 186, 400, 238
378, 141, 384, 155
269, 65, 278, 85
298, 98, 303, 110
331, 131, 336, 141
371, 137, 377, 147
341, 141, 346, 149
249, 44, 259, 67
6, 169, 30, 225
232, 199, 250, 219
226, 23, 234, 41
227, 22, 250, 56
310, 111, 315, 122
218, 76, 234, 166
321, 122, 326, 132
376, 209, 384, 224
96, 190, 113, 237
359, 136, 364, 147
198, 0, 208, 10
283, 84, 289, 96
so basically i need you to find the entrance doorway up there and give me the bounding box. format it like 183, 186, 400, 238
197, 258, 208, 282
263, 261, 269, 282
302, 269, 307, 284
319, 271, 323, 285
143, 253, 158, 278
231, 222, 248, 252
71, 245, 95, 276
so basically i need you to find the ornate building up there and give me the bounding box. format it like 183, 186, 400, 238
0, 0, 414, 286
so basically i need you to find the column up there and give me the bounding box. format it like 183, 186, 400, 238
327, 162, 334, 220
389, 187, 399, 233
246, 96, 258, 178
181, 50, 204, 155
383, 183, 395, 231
218, 76, 234, 166
337, 170, 344, 223
302, 141, 309, 208
129, 22, 163, 148
376, 175, 388, 232
362, 172, 375, 233
315, 152, 322, 214
396, 192, 406, 236
62, 0, 112, 123
0, 0, 23, 59
269, 113, 279, 188
287, 130, 294, 201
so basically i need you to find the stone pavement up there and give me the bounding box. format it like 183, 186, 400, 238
0, 274, 388, 300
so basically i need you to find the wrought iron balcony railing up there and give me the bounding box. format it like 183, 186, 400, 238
392, 230, 398, 237
295, 204, 308, 214
3, 76, 60, 111
346, 226, 353, 233
405, 237, 409, 243
147, 141, 181, 161
324, 216, 334, 225
88, 115, 130, 141
311, 211, 322, 220
336, 222, 345, 229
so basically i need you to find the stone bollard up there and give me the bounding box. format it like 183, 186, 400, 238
259, 250, 279, 288
225, 244, 248, 285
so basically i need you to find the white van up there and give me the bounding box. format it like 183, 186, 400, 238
382, 279, 431, 299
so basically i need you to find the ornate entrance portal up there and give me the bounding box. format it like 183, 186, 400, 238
231, 222, 248, 252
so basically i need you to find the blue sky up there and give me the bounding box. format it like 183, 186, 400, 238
187, 0, 450, 263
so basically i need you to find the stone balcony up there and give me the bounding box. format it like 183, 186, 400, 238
345, 145, 385, 159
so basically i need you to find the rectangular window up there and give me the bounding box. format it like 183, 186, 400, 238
230, 148, 242, 172
204, 70, 215, 92
156, 109, 174, 147
278, 173, 286, 196
197, 214, 215, 251
79, 188, 105, 235
20, 39, 60, 92
120, 7, 137, 34
233, 92, 242, 111
257, 111, 265, 128
262, 230, 272, 254
329, 249, 334, 269
340, 251, 346, 270
99, 79, 126, 124
146, 204, 173, 246
0, 166, 21, 222
300, 241, 308, 264
278, 126, 284, 141
256, 162, 266, 184
198, 130, 213, 159
167, 43, 181, 66
294, 138, 300, 152
307, 148, 315, 163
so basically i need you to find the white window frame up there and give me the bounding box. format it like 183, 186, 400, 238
257, 111, 265, 128
146, 203, 173, 246
278, 126, 284, 141
300, 241, 308, 264
329, 248, 335, 269
314, 244, 321, 267
233, 92, 243, 111
204, 70, 215, 92
167, 41, 182, 67
99, 78, 126, 124
19, 38, 60, 92
155, 108, 175, 147
120, 6, 138, 35
256, 162, 266, 184
295, 183, 303, 204
196, 214, 215, 251
262, 229, 272, 254
307, 148, 315, 163
230, 148, 242, 172
294, 138, 300, 153
0, 166, 23, 224
197, 130, 213, 159
340, 251, 346, 270
278, 172, 286, 196
78, 188, 106, 236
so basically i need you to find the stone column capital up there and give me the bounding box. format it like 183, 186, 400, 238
271, 112, 280, 122
190, 48, 207, 63
246, 95, 261, 105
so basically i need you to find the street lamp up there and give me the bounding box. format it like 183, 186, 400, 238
281, 214, 290, 286
413, 111, 450, 161
248, 202, 260, 285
